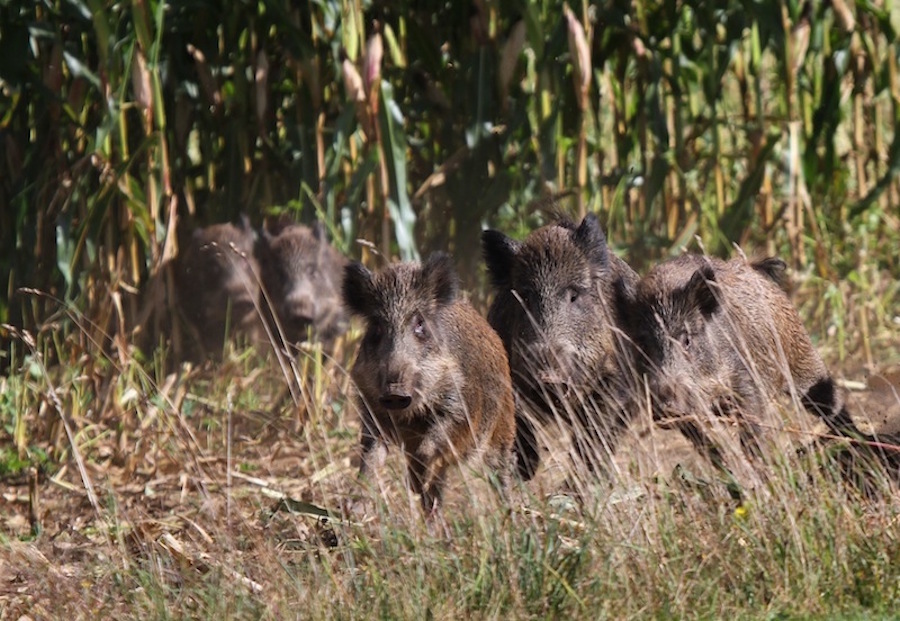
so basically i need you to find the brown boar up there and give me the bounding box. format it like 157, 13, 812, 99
258, 222, 348, 351
615, 253, 896, 477
343, 253, 516, 514
175, 217, 264, 356
482, 214, 640, 480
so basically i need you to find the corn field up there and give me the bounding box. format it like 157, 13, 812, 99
1, 0, 899, 356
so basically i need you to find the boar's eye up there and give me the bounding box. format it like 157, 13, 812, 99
679, 331, 691, 350
412, 313, 428, 340
567, 287, 581, 303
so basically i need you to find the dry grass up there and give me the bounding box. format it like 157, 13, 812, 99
2, 273, 900, 620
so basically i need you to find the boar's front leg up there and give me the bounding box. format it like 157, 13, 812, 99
568, 394, 633, 476
406, 454, 447, 516
674, 419, 743, 501
514, 412, 541, 481
358, 414, 388, 480
482, 441, 514, 501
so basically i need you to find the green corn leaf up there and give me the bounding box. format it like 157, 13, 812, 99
378, 80, 418, 261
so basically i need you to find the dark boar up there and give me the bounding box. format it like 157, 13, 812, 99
343, 253, 516, 514
176, 217, 264, 356
482, 214, 640, 480
615, 254, 890, 476
259, 222, 348, 351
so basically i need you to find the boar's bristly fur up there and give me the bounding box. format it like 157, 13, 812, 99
343, 253, 516, 515
482, 214, 640, 480
615, 253, 898, 479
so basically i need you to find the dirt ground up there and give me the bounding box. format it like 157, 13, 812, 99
2, 360, 899, 616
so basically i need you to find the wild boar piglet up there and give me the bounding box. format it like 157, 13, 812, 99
343, 253, 516, 514
176, 217, 264, 356
259, 222, 348, 351
482, 213, 639, 479
616, 254, 884, 473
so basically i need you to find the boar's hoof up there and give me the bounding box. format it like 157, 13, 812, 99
379, 394, 413, 410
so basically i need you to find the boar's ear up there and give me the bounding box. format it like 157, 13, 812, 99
311, 221, 328, 242
482, 229, 520, 290
237, 213, 259, 243
751, 257, 787, 289
572, 213, 609, 268
256, 221, 279, 251
311, 221, 331, 261
611, 276, 636, 331
343, 262, 377, 317
684, 265, 719, 317
255, 225, 275, 264
422, 252, 459, 306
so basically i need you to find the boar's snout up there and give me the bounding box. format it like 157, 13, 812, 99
521, 341, 577, 389
286, 305, 315, 330
648, 375, 692, 424
534, 362, 569, 384
655, 382, 677, 410
534, 369, 572, 397
284, 292, 316, 327
379, 388, 413, 411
